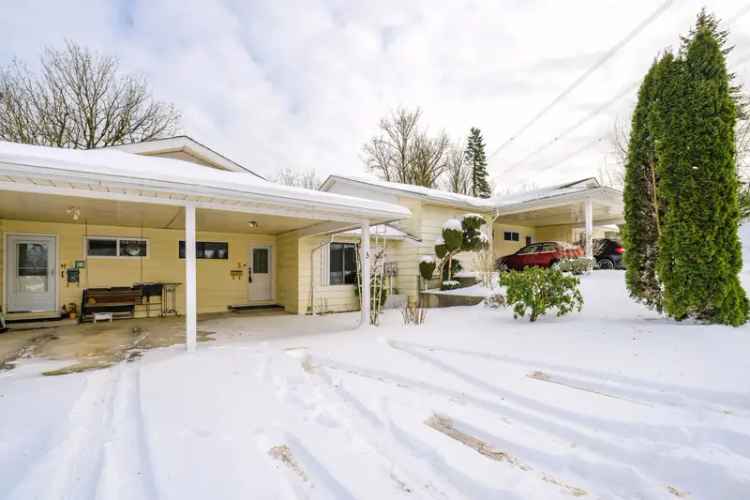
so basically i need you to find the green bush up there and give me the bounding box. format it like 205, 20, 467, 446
419, 257, 436, 280
500, 267, 583, 322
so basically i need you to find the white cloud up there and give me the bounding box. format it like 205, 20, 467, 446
2, 0, 750, 190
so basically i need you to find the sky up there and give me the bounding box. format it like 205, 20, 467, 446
2, 1, 750, 191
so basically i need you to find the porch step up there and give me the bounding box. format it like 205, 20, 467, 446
228, 304, 283, 312
5, 318, 78, 331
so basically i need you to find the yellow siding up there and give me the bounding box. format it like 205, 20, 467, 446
1, 219, 279, 316
535, 225, 575, 243
300, 235, 360, 314
276, 232, 300, 313
418, 204, 495, 274
493, 223, 536, 257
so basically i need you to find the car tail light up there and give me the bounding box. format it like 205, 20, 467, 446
615, 246, 625, 254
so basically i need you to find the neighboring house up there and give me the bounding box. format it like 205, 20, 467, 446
322, 175, 624, 304
0, 138, 409, 350
320, 176, 497, 302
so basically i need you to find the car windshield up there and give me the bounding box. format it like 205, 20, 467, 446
517, 244, 539, 254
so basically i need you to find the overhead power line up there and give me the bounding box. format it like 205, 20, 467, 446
488, 0, 675, 162
502, 80, 640, 174
536, 135, 607, 175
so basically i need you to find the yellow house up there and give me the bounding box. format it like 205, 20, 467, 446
320, 176, 497, 302
322, 175, 624, 304
0, 138, 410, 349
0, 136, 624, 348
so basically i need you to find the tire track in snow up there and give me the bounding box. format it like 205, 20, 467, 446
257, 429, 358, 500
264, 350, 440, 499
315, 353, 750, 499
94, 363, 158, 500
388, 340, 750, 458
298, 352, 475, 500
425, 414, 588, 497
395, 340, 750, 416
7, 366, 121, 500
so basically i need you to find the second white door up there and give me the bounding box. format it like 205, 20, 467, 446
248, 246, 272, 302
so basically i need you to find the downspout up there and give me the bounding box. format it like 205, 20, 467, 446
310, 235, 334, 315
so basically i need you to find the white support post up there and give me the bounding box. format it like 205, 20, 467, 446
185, 204, 197, 352
360, 222, 370, 327
584, 198, 593, 259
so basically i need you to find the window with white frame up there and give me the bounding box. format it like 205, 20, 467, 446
86, 237, 149, 258
503, 231, 520, 242
329, 242, 357, 285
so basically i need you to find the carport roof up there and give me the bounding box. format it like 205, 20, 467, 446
0, 141, 410, 224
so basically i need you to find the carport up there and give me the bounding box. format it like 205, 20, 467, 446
0, 142, 409, 351
493, 178, 624, 258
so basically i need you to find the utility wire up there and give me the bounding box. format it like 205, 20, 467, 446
503, 80, 639, 174
536, 136, 607, 175
488, 0, 675, 162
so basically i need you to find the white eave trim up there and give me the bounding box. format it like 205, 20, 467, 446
321, 175, 496, 211
0, 162, 411, 224
495, 186, 623, 216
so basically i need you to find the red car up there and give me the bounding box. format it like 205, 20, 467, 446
497, 241, 583, 271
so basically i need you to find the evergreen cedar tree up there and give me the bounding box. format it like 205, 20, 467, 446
623, 10, 749, 325
623, 57, 665, 311
465, 127, 492, 198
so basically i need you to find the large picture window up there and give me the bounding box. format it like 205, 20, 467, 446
86, 237, 148, 258
329, 242, 357, 285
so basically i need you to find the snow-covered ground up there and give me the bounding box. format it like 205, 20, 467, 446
2, 258, 750, 498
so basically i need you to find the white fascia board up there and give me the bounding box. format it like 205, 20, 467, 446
322, 175, 495, 211
495, 187, 623, 216
0, 164, 411, 225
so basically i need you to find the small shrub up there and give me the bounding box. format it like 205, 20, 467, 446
500, 267, 583, 322
558, 257, 594, 275
419, 256, 437, 280
402, 297, 427, 325
441, 280, 462, 290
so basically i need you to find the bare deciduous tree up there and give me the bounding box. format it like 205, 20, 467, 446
408, 131, 449, 188
0, 41, 180, 149
442, 144, 472, 195
599, 116, 628, 188
362, 107, 450, 187
271, 167, 322, 190
736, 96, 750, 181
362, 107, 420, 183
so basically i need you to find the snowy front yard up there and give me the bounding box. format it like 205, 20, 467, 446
2, 272, 750, 499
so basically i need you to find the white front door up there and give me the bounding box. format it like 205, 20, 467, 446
248, 246, 273, 302
6, 235, 57, 313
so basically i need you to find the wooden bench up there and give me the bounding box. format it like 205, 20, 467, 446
81, 287, 142, 322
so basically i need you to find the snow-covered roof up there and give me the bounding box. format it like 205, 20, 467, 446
108, 136, 264, 178
0, 141, 411, 222
493, 177, 623, 213
321, 175, 496, 211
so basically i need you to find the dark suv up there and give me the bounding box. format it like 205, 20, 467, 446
594, 238, 625, 269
